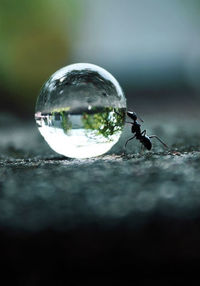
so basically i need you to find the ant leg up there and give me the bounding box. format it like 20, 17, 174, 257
141, 130, 146, 135
125, 135, 136, 148
149, 135, 168, 148
126, 121, 134, 124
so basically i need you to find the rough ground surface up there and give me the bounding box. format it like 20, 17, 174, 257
1, 113, 200, 283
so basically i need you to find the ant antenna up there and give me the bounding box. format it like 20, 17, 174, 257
137, 114, 144, 123
134, 109, 144, 122
127, 110, 144, 122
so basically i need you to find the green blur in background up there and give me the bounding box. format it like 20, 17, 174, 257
0, 0, 82, 115
1, 0, 200, 117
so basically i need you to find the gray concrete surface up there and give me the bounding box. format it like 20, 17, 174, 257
0, 113, 200, 231
1, 112, 200, 283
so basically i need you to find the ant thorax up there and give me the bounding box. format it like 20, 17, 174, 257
132, 122, 141, 134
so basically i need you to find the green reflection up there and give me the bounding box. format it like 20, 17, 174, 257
52, 111, 72, 134
61, 112, 72, 134
82, 107, 126, 139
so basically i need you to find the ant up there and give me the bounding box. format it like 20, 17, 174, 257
125, 111, 168, 150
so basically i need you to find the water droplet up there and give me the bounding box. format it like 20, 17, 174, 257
35, 63, 126, 158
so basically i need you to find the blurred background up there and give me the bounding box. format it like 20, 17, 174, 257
1, 0, 200, 118
1, 2, 200, 282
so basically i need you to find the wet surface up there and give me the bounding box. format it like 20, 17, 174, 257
1, 113, 200, 282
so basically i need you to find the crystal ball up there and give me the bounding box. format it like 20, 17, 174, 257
35, 63, 126, 158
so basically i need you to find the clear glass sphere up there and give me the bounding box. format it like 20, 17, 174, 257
35, 63, 126, 158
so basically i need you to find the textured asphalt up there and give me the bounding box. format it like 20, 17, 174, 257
1, 113, 200, 282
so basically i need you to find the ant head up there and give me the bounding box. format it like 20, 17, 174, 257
127, 111, 137, 121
